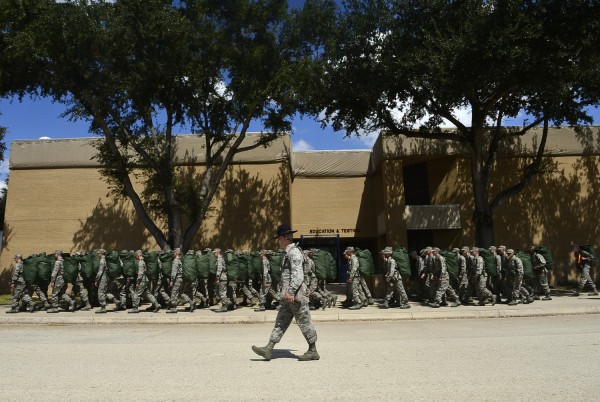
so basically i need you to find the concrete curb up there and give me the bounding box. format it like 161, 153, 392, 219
1, 303, 599, 325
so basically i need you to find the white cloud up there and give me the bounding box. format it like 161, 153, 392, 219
0, 179, 6, 192
358, 132, 378, 148
39, 136, 52, 140
293, 139, 314, 151
0, 160, 8, 176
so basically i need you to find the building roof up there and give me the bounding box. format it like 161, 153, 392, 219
9, 133, 290, 169
291, 150, 373, 177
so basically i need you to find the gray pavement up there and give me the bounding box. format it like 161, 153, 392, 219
2, 290, 600, 324
1, 315, 599, 401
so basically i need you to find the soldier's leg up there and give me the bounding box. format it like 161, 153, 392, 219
130, 282, 141, 309
218, 281, 230, 307
269, 301, 295, 344
229, 281, 238, 308
359, 276, 373, 301
170, 278, 183, 308
291, 298, 318, 345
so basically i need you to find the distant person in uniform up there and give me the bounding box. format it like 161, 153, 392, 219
573, 246, 598, 296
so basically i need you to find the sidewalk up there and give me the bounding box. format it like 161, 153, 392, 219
1, 291, 599, 325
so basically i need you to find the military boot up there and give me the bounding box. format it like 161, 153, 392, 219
166, 307, 177, 313
589, 290, 599, 296
47, 308, 59, 313
348, 303, 362, 310
428, 302, 440, 308
252, 341, 275, 361
42, 302, 51, 311
297, 343, 320, 361
572, 289, 581, 296
332, 295, 338, 308
128, 307, 140, 314
451, 301, 461, 307
6, 308, 18, 314
189, 302, 195, 313
152, 302, 161, 313
68, 299, 75, 312
379, 300, 389, 309
533, 295, 541, 301
367, 298, 374, 305
491, 295, 497, 306
362, 298, 369, 307
95, 306, 107, 314
507, 300, 517, 306
81, 303, 92, 311
254, 304, 266, 312
400, 303, 411, 309
542, 295, 552, 300
215, 304, 228, 313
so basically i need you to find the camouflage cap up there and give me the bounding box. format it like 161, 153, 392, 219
212, 248, 222, 254
186, 250, 195, 255
98, 249, 107, 254
470, 247, 479, 253
345, 247, 355, 253
461, 246, 470, 252
203, 248, 212, 252
14, 254, 22, 259
451, 248, 460, 253
419, 249, 427, 256
55, 250, 63, 255
381, 246, 393, 254
498, 245, 507, 250
528, 246, 536, 251
488, 246, 497, 251
507, 248, 515, 254
135, 250, 143, 256
432, 247, 440, 253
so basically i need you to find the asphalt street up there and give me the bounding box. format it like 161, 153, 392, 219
1, 314, 599, 401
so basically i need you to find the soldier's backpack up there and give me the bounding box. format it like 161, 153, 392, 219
237, 253, 252, 282
440, 250, 459, 280
225, 250, 240, 281
80, 252, 98, 281
534, 246, 554, 270
311, 249, 331, 281
159, 251, 174, 277
143, 251, 160, 280
268, 251, 284, 284
37, 253, 54, 283
106, 251, 123, 280
355, 248, 375, 276
478, 248, 498, 277
23, 254, 39, 285
120, 250, 137, 278
516, 251, 533, 280
391, 247, 411, 278
62, 254, 80, 283
208, 252, 217, 275
196, 252, 210, 279
579, 244, 597, 267
249, 251, 262, 278
182, 251, 198, 282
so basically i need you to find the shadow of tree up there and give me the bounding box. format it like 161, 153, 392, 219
71, 199, 151, 251
197, 163, 290, 250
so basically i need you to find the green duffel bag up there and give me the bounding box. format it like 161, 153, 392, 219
517, 251, 533, 280
120, 250, 137, 278
23, 254, 39, 285
478, 248, 498, 277
160, 251, 174, 277
534, 246, 554, 270
391, 247, 411, 278
236, 253, 251, 282
208, 252, 217, 275
225, 251, 240, 281
249, 251, 262, 278
37, 253, 54, 283
196, 252, 210, 279
182, 252, 198, 282
268, 251, 284, 284
62, 254, 79, 283
310, 249, 329, 281
80, 252, 98, 281
106, 251, 123, 280
355, 248, 375, 276
326, 251, 337, 281
440, 250, 459, 280
143, 251, 160, 280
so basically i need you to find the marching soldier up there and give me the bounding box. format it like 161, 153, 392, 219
6, 254, 34, 313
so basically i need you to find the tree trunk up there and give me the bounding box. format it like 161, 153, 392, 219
469, 128, 495, 248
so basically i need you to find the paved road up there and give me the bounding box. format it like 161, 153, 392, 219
1, 315, 599, 401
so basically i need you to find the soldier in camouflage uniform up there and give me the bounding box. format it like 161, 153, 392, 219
345, 247, 364, 310
70, 253, 92, 311
255, 250, 280, 311
6, 255, 34, 313
380, 247, 410, 309
471, 247, 496, 306
488, 246, 504, 303
252, 224, 319, 361
419, 248, 434, 304
505, 249, 532, 305
94, 249, 113, 313
214, 249, 232, 313
47, 251, 74, 313
167, 249, 195, 313
458, 246, 473, 304
428, 248, 460, 308
528, 246, 552, 300
129, 251, 161, 313
303, 250, 325, 310
573, 246, 598, 296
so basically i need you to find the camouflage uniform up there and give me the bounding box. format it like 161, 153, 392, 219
130, 256, 160, 312
48, 255, 72, 312
71, 270, 91, 310
7, 258, 33, 312
268, 243, 317, 345
430, 252, 459, 307
574, 250, 597, 295
304, 254, 325, 309
168, 254, 194, 312
215, 253, 231, 310
457, 249, 470, 303
382, 252, 409, 308
531, 250, 551, 299
490, 248, 504, 301
472, 252, 494, 305
506, 252, 530, 305
347, 254, 363, 308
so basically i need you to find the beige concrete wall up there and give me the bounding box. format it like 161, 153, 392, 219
0, 162, 289, 290
381, 159, 408, 247
291, 176, 378, 239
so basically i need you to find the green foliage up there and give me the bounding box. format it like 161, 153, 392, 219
0, 0, 323, 250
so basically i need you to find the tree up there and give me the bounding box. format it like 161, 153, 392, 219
0, 0, 329, 250
311, 0, 600, 246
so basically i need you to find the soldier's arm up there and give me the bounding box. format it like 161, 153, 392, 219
289, 248, 305, 296
50, 260, 60, 282
95, 259, 106, 282
137, 261, 145, 286
170, 260, 179, 282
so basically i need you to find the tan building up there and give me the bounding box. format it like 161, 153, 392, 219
1, 127, 599, 291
